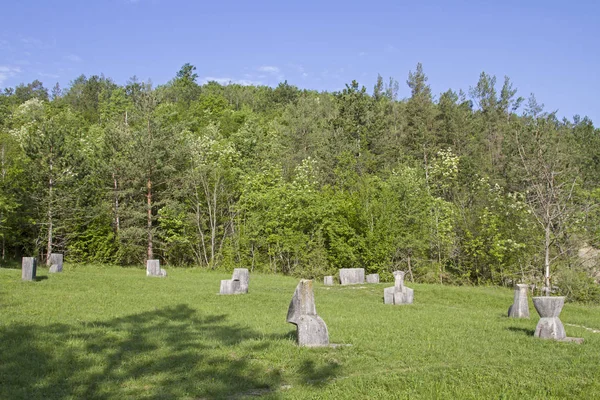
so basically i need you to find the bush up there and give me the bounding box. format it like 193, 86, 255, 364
555, 268, 600, 304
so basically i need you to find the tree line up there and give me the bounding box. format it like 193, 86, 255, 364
1, 63, 599, 300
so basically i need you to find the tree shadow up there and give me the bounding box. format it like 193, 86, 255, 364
0, 304, 293, 399
34, 276, 49, 282
507, 326, 535, 336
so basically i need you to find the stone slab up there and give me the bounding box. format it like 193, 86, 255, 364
339, 268, 365, 285
366, 274, 379, 283
22, 257, 37, 281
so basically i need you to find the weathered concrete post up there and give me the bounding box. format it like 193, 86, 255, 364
366, 273, 380, 283
220, 268, 249, 294
146, 259, 167, 277
49, 253, 63, 273
532, 296, 566, 340
287, 279, 329, 347
323, 276, 334, 286
339, 268, 365, 285
22, 257, 37, 281
508, 284, 530, 318
384, 271, 414, 305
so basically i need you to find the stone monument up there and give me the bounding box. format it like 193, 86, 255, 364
508, 283, 529, 318
532, 296, 566, 339
339, 268, 365, 285
22, 257, 37, 281
366, 273, 380, 283
49, 253, 63, 273
384, 271, 414, 305
220, 268, 249, 294
286, 279, 329, 347
146, 259, 167, 277
323, 276, 334, 286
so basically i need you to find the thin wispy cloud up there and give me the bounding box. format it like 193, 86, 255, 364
38, 72, 60, 79
385, 44, 397, 53
64, 54, 83, 63
0, 66, 22, 86
201, 76, 263, 86
358, 52, 367, 57
257, 65, 284, 81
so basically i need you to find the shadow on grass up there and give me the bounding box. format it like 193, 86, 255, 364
507, 326, 535, 336
34, 276, 49, 282
0, 304, 339, 399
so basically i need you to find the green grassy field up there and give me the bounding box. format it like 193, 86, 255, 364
1, 265, 599, 399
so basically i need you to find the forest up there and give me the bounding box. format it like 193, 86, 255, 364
1, 63, 599, 301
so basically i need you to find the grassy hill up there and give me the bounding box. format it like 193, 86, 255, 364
1, 265, 599, 399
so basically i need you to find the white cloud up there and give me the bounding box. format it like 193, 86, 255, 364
65, 54, 83, 63
38, 72, 60, 79
0, 66, 22, 86
201, 77, 263, 86
257, 65, 284, 81
258, 65, 280, 73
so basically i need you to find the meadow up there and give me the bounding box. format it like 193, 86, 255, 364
1, 264, 599, 399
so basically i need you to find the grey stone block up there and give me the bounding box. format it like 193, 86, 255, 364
508, 283, 529, 318
22, 257, 37, 281
532, 296, 566, 340
146, 259, 167, 277
49, 253, 63, 273
287, 279, 329, 347
384, 271, 413, 305
366, 274, 379, 283
323, 276, 334, 286
339, 268, 365, 285
220, 268, 249, 294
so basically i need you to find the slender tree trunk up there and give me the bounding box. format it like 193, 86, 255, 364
0, 143, 5, 261
407, 253, 414, 282
146, 177, 153, 260
112, 173, 120, 233
46, 150, 54, 265
544, 223, 551, 295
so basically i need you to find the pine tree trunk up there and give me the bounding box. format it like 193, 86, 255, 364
147, 177, 153, 261
46, 150, 54, 265
544, 223, 551, 295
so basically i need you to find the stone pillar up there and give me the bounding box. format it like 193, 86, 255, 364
508, 284, 530, 318
220, 268, 250, 294
287, 279, 329, 347
146, 259, 167, 277
49, 253, 63, 273
339, 268, 365, 285
384, 271, 414, 305
323, 276, 334, 286
366, 273, 380, 283
232, 268, 249, 293
22, 257, 37, 281
532, 296, 566, 340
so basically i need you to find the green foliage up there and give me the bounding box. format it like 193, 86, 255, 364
0, 66, 598, 293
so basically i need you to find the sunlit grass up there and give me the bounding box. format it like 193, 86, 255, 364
1, 264, 599, 399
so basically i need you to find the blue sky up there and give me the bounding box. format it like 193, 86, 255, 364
1, 0, 599, 123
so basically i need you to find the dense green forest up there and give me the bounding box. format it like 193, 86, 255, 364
1, 63, 599, 299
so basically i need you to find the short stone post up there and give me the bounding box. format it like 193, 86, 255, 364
384, 271, 414, 305
49, 253, 63, 273
366, 273, 379, 283
339, 268, 365, 285
532, 296, 566, 340
508, 284, 530, 318
146, 259, 167, 277
220, 268, 249, 294
323, 276, 334, 286
22, 257, 37, 281
287, 279, 329, 347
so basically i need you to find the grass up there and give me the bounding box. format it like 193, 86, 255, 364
1, 264, 600, 399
